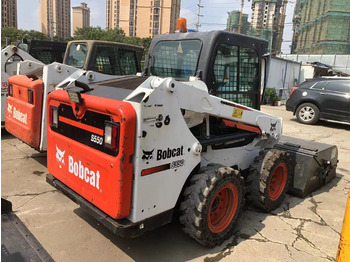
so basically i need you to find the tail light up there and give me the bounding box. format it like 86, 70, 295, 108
28, 89, 34, 104
8, 83, 13, 97
104, 121, 120, 150
49, 106, 58, 128
289, 87, 298, 96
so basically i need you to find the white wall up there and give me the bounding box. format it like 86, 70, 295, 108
266, 57, 301, 100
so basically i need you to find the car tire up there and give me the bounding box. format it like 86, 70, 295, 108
296, 103, 320, 125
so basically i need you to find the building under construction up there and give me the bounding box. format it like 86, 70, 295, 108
250, 0, 286, 53
292, 0, 350, 54
226, 10, 250, 34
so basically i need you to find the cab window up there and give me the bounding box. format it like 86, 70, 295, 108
213, 44, 259, 108
150, 39, 202, 80
89, 46, 121, 75
66, 43, 87, 67
119, 49, 139, 75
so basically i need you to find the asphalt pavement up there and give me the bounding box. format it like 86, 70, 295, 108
2, 105, 350, 262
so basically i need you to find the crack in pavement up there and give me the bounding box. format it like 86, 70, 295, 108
3, 190, 57, 210
309, 195, 341, 237
205, 199, 338, 262
3, 142, 46, 160
285, 244, 297, 262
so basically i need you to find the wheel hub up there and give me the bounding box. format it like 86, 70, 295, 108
268, 163, 288, 201
208, 183, 238, 233
300, 106, 315, 121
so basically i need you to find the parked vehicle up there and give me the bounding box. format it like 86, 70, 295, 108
5, 40, 143, 150
286, 78, 350, 124
1, 40, 67, 123
46, 28, 338, 247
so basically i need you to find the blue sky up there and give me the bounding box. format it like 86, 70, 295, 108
17, 0, 295, 53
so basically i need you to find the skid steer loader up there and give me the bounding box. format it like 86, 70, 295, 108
45, 30, 338, 246
1, 40, 67, 124
5, 40, 143, 150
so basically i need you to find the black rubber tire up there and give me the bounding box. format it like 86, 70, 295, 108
296, 102, 320, 125
179, 167, 244, 247
246, 149, 291, 212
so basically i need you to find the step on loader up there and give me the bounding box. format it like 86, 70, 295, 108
45, 28, 338, 246
4, 40, 143, 150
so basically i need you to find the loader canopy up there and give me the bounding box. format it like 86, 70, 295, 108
146, 31, 268, 109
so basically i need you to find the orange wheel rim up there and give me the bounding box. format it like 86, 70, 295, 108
268, 163, 288, 201
208, 183, 238, 233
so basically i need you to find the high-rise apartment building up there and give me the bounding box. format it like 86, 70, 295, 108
292, 0, 350, 54
1, 0, 17, 28
226, 10, 250, 34
40, 0, 71, 40
106, 0, 181, 38
250, 0, 282, 52
72, 2, 90, 36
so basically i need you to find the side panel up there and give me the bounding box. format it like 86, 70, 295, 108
5, 75, 43, 148
47, 90, 136, 219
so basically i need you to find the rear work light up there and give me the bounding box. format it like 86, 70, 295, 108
49, 106, 58, 128
104, 121, 120, 150
28, 89, 34, 104
8, 83, 12, 97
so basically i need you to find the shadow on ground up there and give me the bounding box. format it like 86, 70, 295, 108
71, 174, 342, 262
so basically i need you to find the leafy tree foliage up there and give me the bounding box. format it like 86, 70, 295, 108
2, 26, 153, 65
1, 27, 49, 48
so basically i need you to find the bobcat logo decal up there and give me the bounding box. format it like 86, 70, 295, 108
142, 149, 154, 164
270, 121, 277, 132
56, 145, 66, 168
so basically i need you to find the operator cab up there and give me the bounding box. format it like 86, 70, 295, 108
146, 30, 268, 110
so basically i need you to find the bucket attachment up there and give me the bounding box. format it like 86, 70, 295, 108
275, 136, 338, 198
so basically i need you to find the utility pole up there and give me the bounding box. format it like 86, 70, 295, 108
49, 0, 55, 41
195, 0, 203, 32
276, 0, 289, 53
238, 0, 244, 34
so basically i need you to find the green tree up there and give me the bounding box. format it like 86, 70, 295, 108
1, 27, 49, 48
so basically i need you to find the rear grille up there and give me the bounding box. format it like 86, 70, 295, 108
51, 104, 118, 156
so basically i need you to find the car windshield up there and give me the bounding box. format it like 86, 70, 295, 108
66, 43, 88, 67
149, 39, 202, 81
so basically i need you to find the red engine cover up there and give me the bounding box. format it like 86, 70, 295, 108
5, 75, 44, 149
47, 89, 136, 219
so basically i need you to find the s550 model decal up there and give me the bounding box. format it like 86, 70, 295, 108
91, 134, 103, 145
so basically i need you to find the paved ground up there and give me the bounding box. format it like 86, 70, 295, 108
2, 105, 350, 262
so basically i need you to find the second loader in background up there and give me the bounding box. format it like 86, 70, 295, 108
5, 40, 143, 150
1, 39, 67, 123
